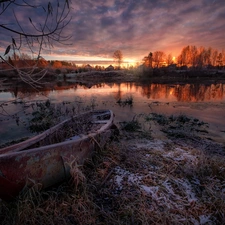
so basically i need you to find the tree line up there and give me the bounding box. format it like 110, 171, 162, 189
2, 46, 225, 74
1, 50, 125, 72
143, 45, 225, 69
0, 53, 111, 75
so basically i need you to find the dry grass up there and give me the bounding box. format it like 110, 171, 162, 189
1, 115, 225, 224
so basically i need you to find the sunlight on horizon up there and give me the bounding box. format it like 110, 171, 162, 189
42, 53, 140, 67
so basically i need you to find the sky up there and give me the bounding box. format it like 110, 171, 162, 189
1, 0, 225, 64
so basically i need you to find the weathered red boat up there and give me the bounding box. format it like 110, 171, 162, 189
0, 110, 115, 201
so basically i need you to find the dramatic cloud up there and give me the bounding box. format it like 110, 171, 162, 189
1, 0, 225, 62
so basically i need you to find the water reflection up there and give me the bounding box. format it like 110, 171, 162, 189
1, 80, 225, 145
2, 81, 225, 103
140, 83, 225, 102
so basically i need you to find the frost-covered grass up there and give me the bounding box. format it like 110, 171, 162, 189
106, 136, 225, 224
1, 115, 225, 224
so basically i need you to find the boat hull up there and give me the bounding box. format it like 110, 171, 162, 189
0, 110, 114, 201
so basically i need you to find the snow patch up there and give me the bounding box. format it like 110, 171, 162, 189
135, 140, 165, 151
140, 185, 159, 199
163, 147, 198, 164
113, 166, 142, 190
175, 178, 197, 203
199, 215, 213, 224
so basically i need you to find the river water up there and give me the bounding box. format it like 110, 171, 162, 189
0, 79, 225, 145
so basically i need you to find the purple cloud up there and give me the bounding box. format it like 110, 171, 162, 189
1, 0, 225, 62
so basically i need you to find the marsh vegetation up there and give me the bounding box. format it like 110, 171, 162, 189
1, 113, 225, 224
0, 71, 225, 224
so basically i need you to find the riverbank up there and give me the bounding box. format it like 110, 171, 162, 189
0, 70, 225, 224
66, 69, 225, 84
1, 68, 225, 84
1, 114, 225, 224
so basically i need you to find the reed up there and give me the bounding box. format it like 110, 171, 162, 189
1, 114, 224, 224
116, 96, 133, 107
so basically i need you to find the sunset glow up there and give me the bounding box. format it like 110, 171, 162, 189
1, 2, 225, 221
1, 1, 225, 63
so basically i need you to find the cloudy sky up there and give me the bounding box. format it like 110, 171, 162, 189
1, 0, 225, 63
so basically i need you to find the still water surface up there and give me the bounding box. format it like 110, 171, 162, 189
0, 81, 225, 145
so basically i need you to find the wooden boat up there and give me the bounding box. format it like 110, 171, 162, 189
0, 110, 115, 201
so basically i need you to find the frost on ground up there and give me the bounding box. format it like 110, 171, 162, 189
107, 135, 225, 225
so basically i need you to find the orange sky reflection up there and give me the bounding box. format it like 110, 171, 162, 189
50, 83, 225, 104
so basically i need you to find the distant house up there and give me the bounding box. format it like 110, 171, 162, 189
105, 65, 114, 71
84, 64, 93, 71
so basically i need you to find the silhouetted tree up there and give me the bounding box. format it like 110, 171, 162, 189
113, 50, 123, 69
52, 61, 63, 68
211, 49, 218, 66
222, 50, 225, 66
178, 45, 219, 68
166, 53, 173, 66
190, 45, 198, 67
217, 53, 223, 66
153, 51, 165, 68
143, 52, 153, 68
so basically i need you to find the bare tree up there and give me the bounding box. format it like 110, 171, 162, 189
179, 46, 192, 66
189, 45, 198, 67
217, 52, 223, 66
0, 0, 71, 88
153, 51, 165, 68
222, 50, 225, 66
113, 50, 123, 69
204, 47, 212, 66
211, 49, 218, 66
143, 52, 153, 68
166, 53, 173, 66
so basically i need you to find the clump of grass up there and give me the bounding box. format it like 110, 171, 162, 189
120, 120, 141, 132
68, 159, 87, 191
28, 97, 99, 133
118, 114, 152, 140
145, 112, 168, 125
116, 96, 133, 107
1, 119, 224, 224
145, 112, 208, 139
28, 99, 61, 133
